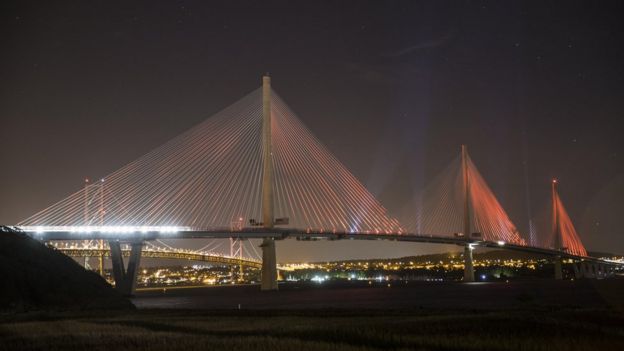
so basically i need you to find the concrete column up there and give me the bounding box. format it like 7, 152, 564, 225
573, 262, 581, 279
108, 239, 143, 296
262, 75, 273, 228
109, 240, 125, 288
552, 180, 562, 252
124, 241, 143, 296
463, 244, 474, 282
461, 146, 474, 283
261, 75, 278, 291
596, 264, 602, 279
261, 238, 278, 290
554, 256, 562, 280
597, 264, 602, 278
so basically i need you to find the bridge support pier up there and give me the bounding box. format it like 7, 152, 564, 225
109, 240, 143, 296
590, 263, 597, 278
596, 264, 602, 278
110, 241, 124, 285
463, 244, 474, 282
260, 238, 278, 291
584, 262, 594, 278
554, 256, 563, 280
573, 262, 581, 279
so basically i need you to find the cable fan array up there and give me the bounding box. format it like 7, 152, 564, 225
466, 154, 526, 245
403, 156, 464, 236
270, 93, 402, 233
550, 190, 587, 256
17, 83, 588, 256
19, 88, 402, 234
401, 154, 525, 245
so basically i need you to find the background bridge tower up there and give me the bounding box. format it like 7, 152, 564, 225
260, 74, 278, 291
82, 178, 105, 276
230, 218, 245, 282
82, 178, 90, 270
230, 238, 244, 282
462, 145, 475, 282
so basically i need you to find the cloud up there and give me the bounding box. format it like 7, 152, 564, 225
383, 33, 453, 58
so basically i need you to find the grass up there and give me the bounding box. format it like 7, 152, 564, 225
1, 308, 623, 350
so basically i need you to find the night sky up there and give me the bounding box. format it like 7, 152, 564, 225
2, 1, 623, 261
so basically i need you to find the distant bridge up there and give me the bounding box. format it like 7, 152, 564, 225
54, 246, 262, 270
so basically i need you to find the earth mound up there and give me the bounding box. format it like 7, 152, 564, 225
0, 226, 133, 312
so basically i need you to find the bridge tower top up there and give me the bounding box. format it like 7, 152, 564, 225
262, 74, 273, 229
552, 179, 562, 251
461, 145, 471, 238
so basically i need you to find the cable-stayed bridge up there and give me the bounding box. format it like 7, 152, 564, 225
11, 76, 621, 295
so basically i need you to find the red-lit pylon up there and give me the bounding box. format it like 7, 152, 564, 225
551, 179, 587, 256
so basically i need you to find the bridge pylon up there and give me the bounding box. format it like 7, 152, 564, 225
552, 179, 563, 280
261, 74, 278, 291
462, 145, 475, 282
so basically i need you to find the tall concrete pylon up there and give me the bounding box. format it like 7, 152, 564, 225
462, 145, 475, 282
260, 75, 278, 291
552, 179, 563, 280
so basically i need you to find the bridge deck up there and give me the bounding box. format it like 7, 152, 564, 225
14, 227, 621, 265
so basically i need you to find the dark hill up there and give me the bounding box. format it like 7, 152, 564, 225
0, 226, 133, 312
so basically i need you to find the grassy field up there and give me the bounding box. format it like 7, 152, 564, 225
1, 308, 623, 351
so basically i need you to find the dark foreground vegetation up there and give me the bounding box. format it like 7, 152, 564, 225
1, 225, 622, 350
1, 307, 623, 351
0, 226, 132, 312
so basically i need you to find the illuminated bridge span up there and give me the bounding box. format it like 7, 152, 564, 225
13, 76, 621, 295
